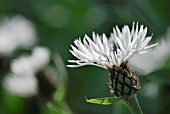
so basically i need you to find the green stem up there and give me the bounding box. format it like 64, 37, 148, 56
122, 95, 143, 114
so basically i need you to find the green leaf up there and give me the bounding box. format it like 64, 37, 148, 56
2, 91, 24, 114
86, 97, 122, 105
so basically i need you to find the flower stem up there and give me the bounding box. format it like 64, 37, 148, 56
122, 95, 143, 114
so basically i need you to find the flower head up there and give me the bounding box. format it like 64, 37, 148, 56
0, 15, 37, 56
3, 73, 38, 97
3, 46, 51, 97
68, 22, 158, 97
67, 22, 157, 69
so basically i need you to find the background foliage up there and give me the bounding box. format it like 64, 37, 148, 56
0, 0, 170, 114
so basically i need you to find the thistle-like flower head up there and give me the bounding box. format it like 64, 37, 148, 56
67, 22, 157, 69
67, 22, 158, 97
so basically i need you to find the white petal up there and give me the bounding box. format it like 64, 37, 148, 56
144, 43, 158, 49
68, 22, 158, 68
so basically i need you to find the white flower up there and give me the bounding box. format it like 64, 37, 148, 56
67, 22, 158, 69
129, 28, 170, 75
11, 46, 51, 75
3, 74, 38, 97
4, 46, 51, 97
11, 55, 35, 76
0, 15, 37, 56
31, 47, 51, 72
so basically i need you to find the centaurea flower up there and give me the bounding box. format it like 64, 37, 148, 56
67, 22, 157, 97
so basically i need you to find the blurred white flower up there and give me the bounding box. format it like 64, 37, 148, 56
3, 74, 38, 97
11, 46, 51, 75
11, 55, 35, 76
3, 46, 51, 97
129, 28, 170, 75
31, 47, 51, 72
0, 15, 37, 56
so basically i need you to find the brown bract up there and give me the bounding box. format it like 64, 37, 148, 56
107, 61, 140, 97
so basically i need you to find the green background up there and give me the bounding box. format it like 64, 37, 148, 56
0, 0, 170, 114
